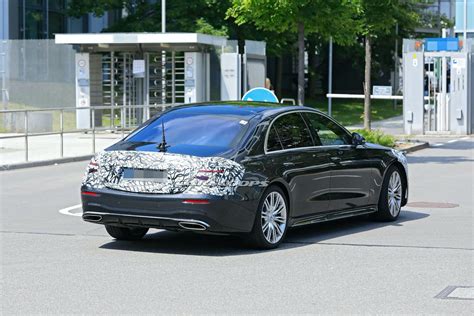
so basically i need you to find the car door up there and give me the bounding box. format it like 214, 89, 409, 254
303, 112, 372, 212
265, 112, 331, 218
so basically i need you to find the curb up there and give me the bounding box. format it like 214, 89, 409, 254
0, 155, 93, 171
401, 142, 430, 154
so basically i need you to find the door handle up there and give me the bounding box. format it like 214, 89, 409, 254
283, 162, 295, 167
330, 156, 341, 162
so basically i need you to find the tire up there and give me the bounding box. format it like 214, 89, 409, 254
248, 186, 289, 249
374, 165, 404, 221
105, 225, 149, 241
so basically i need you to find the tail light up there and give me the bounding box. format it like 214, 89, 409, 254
87, 158, 99, 173
194, 169, 224, 181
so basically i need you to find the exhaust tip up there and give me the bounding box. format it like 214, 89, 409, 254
178, 222, 207, 231
83, 214, 102, 222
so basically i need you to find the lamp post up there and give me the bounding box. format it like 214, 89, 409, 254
162, 0, 166, 33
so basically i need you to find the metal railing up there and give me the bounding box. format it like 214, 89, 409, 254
0, 104, 176, 163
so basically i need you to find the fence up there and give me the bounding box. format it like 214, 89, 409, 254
0, 104, 175, 165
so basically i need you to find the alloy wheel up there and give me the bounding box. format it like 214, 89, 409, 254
261, 191, 287, 244
387, 171, 402, 217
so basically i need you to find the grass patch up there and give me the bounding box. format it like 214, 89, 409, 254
352, 128, 395, 147
305, 97, 402, 126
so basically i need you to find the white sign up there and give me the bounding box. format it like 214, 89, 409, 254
133, 59, 145, 77
372, 85, 393, 96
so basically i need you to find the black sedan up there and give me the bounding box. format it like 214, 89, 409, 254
81, 102, 408, 249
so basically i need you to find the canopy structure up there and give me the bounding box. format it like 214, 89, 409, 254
55, 32, 229, 52
54, 32, 267, 130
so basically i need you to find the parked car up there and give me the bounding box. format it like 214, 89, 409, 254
81, 102, 408, 249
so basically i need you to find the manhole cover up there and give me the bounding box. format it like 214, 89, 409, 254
406, 201, 459, 208
435, 286, 474, 300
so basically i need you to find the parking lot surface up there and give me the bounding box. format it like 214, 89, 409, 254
1, 138, 473, 314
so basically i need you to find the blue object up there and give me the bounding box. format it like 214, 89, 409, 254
242, 88, 279, 103
425, 38, 459, 52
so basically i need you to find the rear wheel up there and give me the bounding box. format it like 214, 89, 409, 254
248, 186, 289, 249
105, 225, 148, 241
374, 166, 403, 221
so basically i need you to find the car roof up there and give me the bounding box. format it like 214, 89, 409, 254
165, 101, 323, 120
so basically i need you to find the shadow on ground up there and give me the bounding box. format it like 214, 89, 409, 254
99, 210, 429, 257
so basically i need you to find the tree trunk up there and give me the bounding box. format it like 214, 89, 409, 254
364, 35, 371, 130
276, 56, 283, 98
308, 39, 318, 99
297, 22, 305, 105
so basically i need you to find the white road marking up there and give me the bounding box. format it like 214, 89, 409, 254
59, 204, 82, 217
432, 143, 443, 147
448, 139, 458, 143
461, 136, 470, 140
447, 287, 474, 300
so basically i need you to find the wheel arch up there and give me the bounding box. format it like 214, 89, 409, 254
386, 160, 408, 206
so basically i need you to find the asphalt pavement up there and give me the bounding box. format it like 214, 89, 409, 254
1, 138, 473, 314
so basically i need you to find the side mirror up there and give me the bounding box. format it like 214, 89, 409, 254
352, 132, 366, 146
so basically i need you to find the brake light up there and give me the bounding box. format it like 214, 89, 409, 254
82, 191, 100, 197
182, 199, 210, 205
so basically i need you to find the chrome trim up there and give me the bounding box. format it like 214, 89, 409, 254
263, 109, 353, 155
82, 211, 210, 228
178, 222, 207, 231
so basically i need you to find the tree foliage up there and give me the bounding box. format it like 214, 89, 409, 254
227, 0, 359, 45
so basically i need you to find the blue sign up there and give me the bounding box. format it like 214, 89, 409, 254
242, 88, 279, 103
425, 38, 459, 52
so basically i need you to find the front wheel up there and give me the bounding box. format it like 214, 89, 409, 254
374, 166, 404, 221
105, 225, 148, 241
248, 186, 289, 249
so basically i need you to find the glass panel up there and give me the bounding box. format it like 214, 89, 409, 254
127, 106, 250, 149
25, 9, 44, 39
267, 126, 283, 152
304, 113, 351, 146
271, 113, 313, 150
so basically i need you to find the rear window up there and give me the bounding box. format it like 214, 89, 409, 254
126, 106, 251, 149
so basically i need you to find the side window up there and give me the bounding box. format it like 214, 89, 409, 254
266, 126, 283, 152
267, 113, 313, 151
304, 113, 352, 146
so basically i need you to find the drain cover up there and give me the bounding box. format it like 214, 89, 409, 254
435, 286, 474, 300
406, 201, 459, 208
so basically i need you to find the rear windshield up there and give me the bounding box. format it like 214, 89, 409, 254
126, 106, 252, 149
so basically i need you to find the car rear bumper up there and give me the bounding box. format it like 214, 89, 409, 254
81, 187, 257, 233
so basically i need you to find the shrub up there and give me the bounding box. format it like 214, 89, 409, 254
352, 129, 395, 147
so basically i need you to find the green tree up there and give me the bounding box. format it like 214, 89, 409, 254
355, 0, 421, 130
228, 0, 358, 105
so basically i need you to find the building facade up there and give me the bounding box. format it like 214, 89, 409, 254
1, 0, 120, 40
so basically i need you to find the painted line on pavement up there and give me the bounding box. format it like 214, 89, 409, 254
432, 143, 443, 147
59, 204, 82, 217
447, 139, 458, 143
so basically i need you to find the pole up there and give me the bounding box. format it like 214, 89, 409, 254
1, 41, 6, 110
393, 23, 399, 110
463, 0, 467, 44
440, 29, 447, 131
328, 37, 333, 116
162, 0, 166, 33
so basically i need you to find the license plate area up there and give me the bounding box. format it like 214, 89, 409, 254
122, 168, 167, 182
